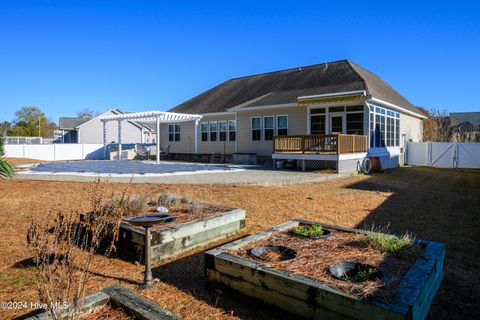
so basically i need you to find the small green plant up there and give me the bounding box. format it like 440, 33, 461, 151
343, 266, 380, 282
157, 193, 181, 207
0, 137, 15, 179
363, 226, 422, 258
294, 224, 325, 237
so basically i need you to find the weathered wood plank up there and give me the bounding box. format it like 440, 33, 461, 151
205, 220, 445, 320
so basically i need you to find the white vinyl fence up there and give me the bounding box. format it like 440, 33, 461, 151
5, 144, 105, 161
406, 141, 480, 169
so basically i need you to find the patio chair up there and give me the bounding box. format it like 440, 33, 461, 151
135, 144, 151, 160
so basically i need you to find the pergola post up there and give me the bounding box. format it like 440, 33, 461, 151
156, 115, 160, 164
117, 120, 122, 161
102, 120, 107, 159
194, 120, 199, 154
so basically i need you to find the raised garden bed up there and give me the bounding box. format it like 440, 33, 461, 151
18, 286, 181, 320
116, 195, 246, 264
205, 220, 445, 320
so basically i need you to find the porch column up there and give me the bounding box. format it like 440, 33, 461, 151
102, 121, 107, 160
117, 120, 122, 161
62, 130, 65, 143
156, 115, 160, 164
194, 120, 199, 154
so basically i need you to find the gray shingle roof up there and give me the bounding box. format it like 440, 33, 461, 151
169, 60, 422, 116
450, 112, 480, 127
59, 117, 90, 130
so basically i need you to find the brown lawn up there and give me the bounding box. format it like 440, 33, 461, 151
0, 167, 479, 319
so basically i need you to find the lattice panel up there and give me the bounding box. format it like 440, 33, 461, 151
303, 160, 337, 171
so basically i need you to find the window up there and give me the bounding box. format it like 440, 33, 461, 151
311, 114, 326, 134
346, 113, 363, 134
369, 105, 400, 148
277, 115, 288, 136
209, 121, 217, 141
168, 124, 181, 142
329, 106, 345, 113
264, 116, 274, 140
200, 122, 208, 141
219, 120, 227, 141
251, 117, 261, 141
228, 120, 236, 141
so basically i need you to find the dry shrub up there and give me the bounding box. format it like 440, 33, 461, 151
157, 193, 181, 208
26, 179, 128, 319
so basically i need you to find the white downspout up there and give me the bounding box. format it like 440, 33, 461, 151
194, 120, 199, 154
156, 115, 160, 164
118, 120, 122, 161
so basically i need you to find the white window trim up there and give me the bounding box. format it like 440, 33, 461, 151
218, 120, 228, 141
263, 116, 275, 141
228, 119, 236, 142
200, 121, 209, 141
276, 114, 288, 135
209, 121, 218, 142
168, 124, 181, 142
251, 116, 262, 141
368, 104, 400, 148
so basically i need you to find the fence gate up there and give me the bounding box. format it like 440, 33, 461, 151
406, 141, 480, 169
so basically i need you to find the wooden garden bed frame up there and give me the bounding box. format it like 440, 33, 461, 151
118, 208, 246, 265
205, 220, 445, 320
19, 286, 181, 320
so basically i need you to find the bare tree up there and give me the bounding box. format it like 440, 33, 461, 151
418, 107, 452, 142
76, 108, 98, 119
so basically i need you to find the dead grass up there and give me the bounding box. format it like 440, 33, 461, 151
0, 166, 479, 319
5, 157, 46, 165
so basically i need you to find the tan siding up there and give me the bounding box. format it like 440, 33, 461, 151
159, 122, 196, 153
236, 107, 308, 156
400, 113, 423, 146
197, 114, 235, 154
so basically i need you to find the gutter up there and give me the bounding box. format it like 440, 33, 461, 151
367, 97, 427, 119
297, 90, 367, 100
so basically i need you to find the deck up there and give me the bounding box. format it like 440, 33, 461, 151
273, 134, 368, 155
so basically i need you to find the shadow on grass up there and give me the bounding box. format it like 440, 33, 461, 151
344, 167, 480, 320
152, 251, 302, 320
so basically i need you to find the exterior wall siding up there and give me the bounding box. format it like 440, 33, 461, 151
197, 114, 235, 154
236, 106, 308, 156
78, 110, 144, 144
400, 113, 423, 144
159, 122, 196, 154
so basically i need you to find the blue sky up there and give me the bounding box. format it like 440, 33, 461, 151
1, 0, 479, 123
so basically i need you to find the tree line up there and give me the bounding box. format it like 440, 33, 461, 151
0, 107, 99, 139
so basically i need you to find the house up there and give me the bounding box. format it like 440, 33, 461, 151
58, 108, 154, 144
160, 60, 425, 172
449, 112, 480, 142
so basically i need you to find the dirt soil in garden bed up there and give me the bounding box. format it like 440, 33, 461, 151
140, 203, 228, 231
233, 228, 420, 302
1, 167, 479, 320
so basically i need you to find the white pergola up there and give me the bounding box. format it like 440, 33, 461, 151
99, 111, 203, 163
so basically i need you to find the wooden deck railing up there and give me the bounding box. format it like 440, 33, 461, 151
273, 134, 368, 154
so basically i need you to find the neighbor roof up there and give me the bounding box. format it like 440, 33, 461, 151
59, 117, 90, 130
169, 59, 422, 116
450, 112, 480, 127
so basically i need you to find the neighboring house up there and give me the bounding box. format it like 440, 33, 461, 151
59, 108, 153, 144
161, 60, 425, 171
449, 112, 480, 142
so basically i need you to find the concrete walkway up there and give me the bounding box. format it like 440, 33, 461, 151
15, 162, 355, 186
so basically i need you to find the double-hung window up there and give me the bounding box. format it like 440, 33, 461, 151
200, 122, 208, 141
168, 124, 181, 142
251, 117, 261, 141
228, 120, 236, 141
263, 116, 274, 140
277, 115, 288, 136
219, 120, 227, 141
209, 121, 217, 141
